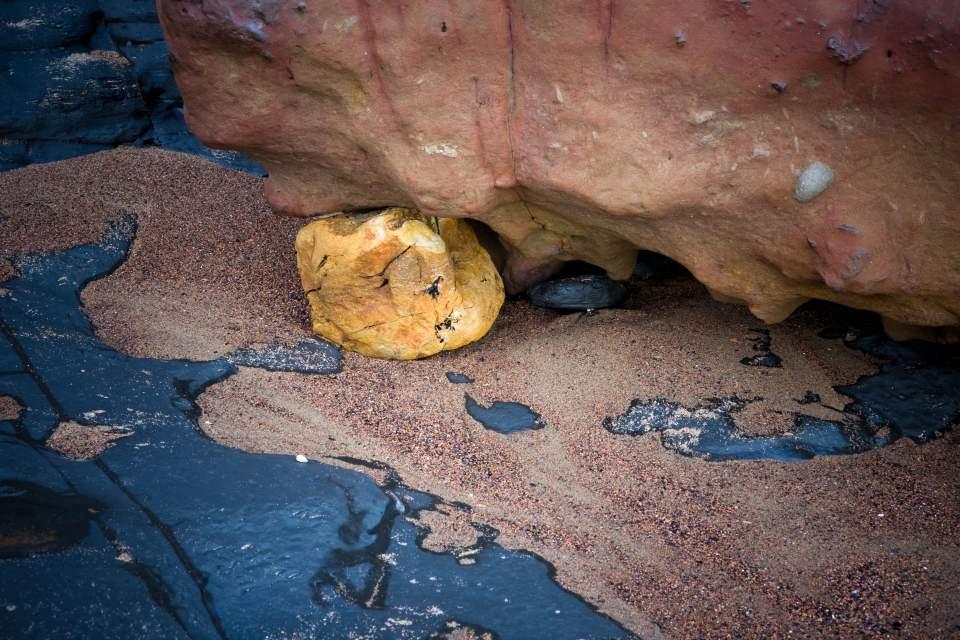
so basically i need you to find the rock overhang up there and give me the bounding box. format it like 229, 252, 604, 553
158, 0, 960, 344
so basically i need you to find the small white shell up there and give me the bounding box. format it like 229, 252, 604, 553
795, 161, 834, 203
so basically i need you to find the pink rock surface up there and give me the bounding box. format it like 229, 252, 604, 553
158, 0, 960, 333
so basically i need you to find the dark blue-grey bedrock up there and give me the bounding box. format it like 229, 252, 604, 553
0, 221, 633, 639
0, 0, 265, 175
605, 325, 960, 461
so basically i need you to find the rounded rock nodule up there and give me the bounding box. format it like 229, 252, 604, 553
794, 161, 834, 203
295, 208, 505, 360
527, 275, 627, 311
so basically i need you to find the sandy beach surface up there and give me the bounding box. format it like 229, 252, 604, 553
3, 148, 958, 639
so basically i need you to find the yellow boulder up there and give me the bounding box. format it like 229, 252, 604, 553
295, 208, 505, 360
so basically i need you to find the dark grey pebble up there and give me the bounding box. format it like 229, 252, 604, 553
527, 275, 626, 310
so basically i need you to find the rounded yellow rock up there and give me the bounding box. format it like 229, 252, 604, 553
295, 208, 505, 360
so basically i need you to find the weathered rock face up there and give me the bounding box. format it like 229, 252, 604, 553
296, 208, 504, 359
0, 0, 262, 173
159, 0, 960, 335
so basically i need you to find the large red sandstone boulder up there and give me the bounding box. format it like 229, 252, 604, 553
158, 0, 960, 337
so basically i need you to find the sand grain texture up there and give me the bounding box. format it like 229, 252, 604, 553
46, 421, 131, 460
4, 149, 958, 639
1, 147, 308, 359
0, 396, 22, 421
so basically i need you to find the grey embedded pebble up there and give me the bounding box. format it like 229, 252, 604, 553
794, 162, 834, 203
527, 275, 627, 311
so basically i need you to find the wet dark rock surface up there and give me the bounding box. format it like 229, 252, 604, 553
0, 480, 102, 558
2, 47, 149, 143
606, 396, 858, 461
0, 0, 262, 174
0, 223, 631, 638
0, 1, 100, 52
739, 328, 784, 368
464, 395, 545, 434
227, 340, 341, 374
836, 335, 960, 443
606, 327, 960, 461
528, 275, 627, 311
